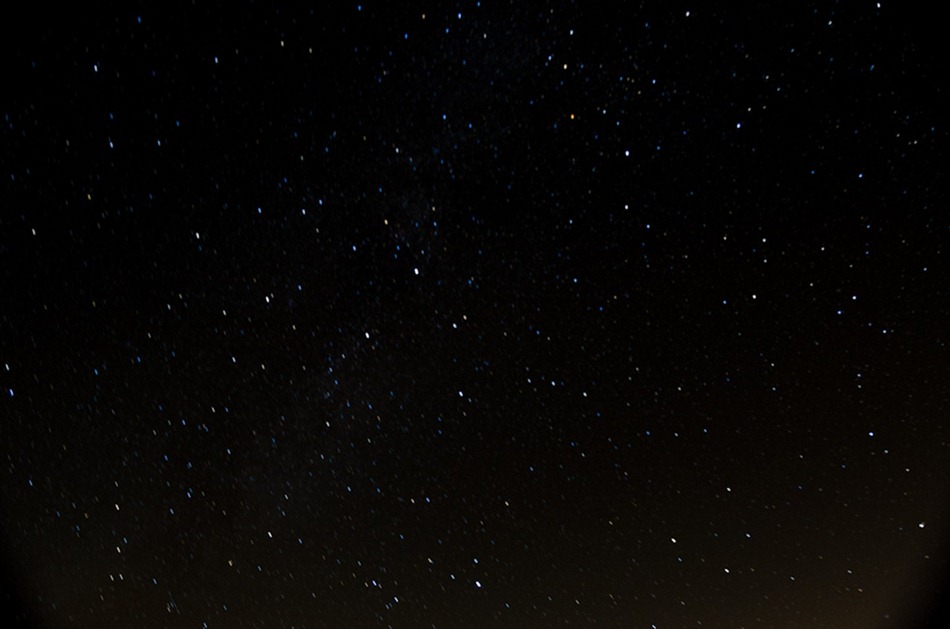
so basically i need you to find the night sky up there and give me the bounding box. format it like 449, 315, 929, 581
1, 2, 948, 627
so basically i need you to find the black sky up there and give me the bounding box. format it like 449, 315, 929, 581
1, 2, 948, 627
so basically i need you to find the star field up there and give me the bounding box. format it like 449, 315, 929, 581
1, 2, 948, 627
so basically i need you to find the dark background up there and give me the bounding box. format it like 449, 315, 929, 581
1, 2, 947, 627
